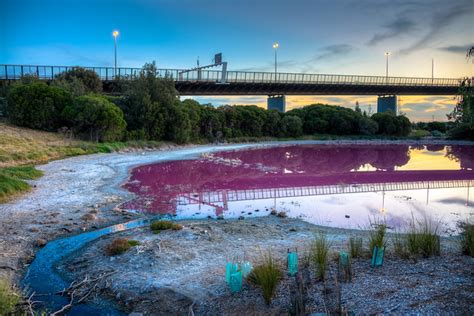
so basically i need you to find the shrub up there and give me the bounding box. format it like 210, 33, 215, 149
358, 116, 378, 135
368, 219, 387, 252
150, 220, 182, 233
349, 237, 363, 258
458, 221, 474, 257
393, 233, 409, 259
62, 95, 126, 142
310, 232, 330, 280
371, 111, 411, 136
55, 67, 102, 93
106, 238, 139, 255
406, 217, 440, 257
7, 81, 72, 131
0, 279, 20, 314
247, 252, 283, 304
280, 115, 303, 137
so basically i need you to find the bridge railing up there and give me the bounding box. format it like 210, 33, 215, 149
0, 64, 461, 87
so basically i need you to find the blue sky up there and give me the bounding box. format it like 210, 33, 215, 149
1, 0, 473, 121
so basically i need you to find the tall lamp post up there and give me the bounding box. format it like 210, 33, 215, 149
273, 42, 279, 75
384, 51, 391, 80
113, 30, 120, 77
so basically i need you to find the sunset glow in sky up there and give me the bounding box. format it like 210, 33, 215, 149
1, 0, 473, 121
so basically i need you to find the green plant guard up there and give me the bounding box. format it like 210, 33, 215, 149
229, 270, 242, 293
339, 251, 349, 266
225, 262, 239, 284
241, 261, 253, 277
287, 251, 298, 276
371, 246, 385, 267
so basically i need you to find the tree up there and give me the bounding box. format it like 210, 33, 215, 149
55, 67, 102, 94
120, 62, 178, 140
358, 116, 378, 135
280, 115, 303, 137
371, 111, 411, 136
62, 95, 126, 142
7, 81, 72, 131
447, 78, 473, 140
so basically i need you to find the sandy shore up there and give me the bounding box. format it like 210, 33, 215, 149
0, 139, 473, 312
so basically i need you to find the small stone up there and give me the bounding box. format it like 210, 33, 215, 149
270, 209, 277, 215
217, 215, 224, 220
29, 227, 39, 232
345, 215, 350, 218
238, 216, 245, 220
81, 213, 97, 221
277, 211, 287, 218
35, 239, 47, 247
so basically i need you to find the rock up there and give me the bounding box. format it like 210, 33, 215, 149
345, 215, 350, 218
238, 216, 245, 220
81, 213, 97, 221
217, 215, 224, 220
277, 211, 287, 218
35, 239, 47, 247
270, 209, 277, 215
29, 227, 39, 232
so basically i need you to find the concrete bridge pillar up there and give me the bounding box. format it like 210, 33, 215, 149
267, 95, 286, 112
377, 95, 398, 114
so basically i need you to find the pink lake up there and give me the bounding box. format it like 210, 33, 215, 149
123, 144, 474, 232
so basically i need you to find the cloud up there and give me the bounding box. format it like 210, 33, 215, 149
368, 16, 417, 45
399, 1, 473, 54
438, 44, 474, 54
311, 44, 356, 62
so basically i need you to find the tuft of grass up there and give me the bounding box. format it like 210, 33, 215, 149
0, 279, 20, 315
393, 232, 409, 259
406, 217, 440, 257
247, 251, 283, 305
150, 220, 183, 234
349, 237, 363, 258
106, 238, 140, 256
0, 166, 43, 203
310, 232, 331, 280
368, 219, 387, 252
458, 221, 474, 257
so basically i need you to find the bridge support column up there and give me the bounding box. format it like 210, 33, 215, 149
267, 95, 286, 112
377, 95, 398, 114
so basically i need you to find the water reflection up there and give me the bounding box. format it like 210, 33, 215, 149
123, 145, 474, 230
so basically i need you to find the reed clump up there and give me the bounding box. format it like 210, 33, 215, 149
247, 251, 283, 305
458, 221, 474, 257
349, 237, 363, 258
310, 232, 331, 280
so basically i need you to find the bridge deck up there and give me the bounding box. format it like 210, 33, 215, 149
0, 64, 462, 95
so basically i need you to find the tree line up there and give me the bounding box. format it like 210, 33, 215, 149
0, 62, 424, 143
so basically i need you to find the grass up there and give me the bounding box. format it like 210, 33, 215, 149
405, 217, 440, 257
368, 218, 387, 252
310, 232, 331, 280
349, 237, 363, 258
0, 279, 20, 315
150, 220, 183, 234
106, 238, 140, 256
458, 221, 474, 257
0, 165, 43, 203
409, 129, 432, 138
393, 232, 410, 259
247, 251, 283, 305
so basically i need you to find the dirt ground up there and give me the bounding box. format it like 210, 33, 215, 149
58, 216, 473, 315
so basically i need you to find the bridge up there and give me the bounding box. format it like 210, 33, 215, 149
0, 64, 462, 112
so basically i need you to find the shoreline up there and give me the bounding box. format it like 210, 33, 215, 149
0, 139, 472, 310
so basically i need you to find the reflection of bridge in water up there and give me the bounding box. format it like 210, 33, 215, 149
177, 180, 472, 215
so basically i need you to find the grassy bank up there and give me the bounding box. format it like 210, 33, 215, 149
0, 122, 165, 203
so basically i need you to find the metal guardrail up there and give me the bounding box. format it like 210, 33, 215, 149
0, 64, 461, 87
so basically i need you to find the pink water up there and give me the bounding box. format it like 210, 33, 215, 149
123, 144, 474, 229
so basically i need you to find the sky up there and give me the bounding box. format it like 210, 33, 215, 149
1, 0, 473, 121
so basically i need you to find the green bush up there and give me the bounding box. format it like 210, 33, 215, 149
55, 67, 102, 93
106, 238, 140, 255
310, 232, 330, 280
62, 94, 126, 142
0, 279, 19, 314
372, 111, 411, 136
7, 81, 72, 131
247, 252, 282, 305
358, 116, 378, 135
458, 221, 474, 257
150, 220, 183, 233
280, 115, 303, 137
0, 166, 43, 203
349, 237, 363, 258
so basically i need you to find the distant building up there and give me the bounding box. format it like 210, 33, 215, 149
267, 95, 286, 112
377, 95, 397, 114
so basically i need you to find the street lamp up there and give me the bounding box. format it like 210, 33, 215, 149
113, 30, 120, 76
384, 51, 391, 79
273, 42, 279, 75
